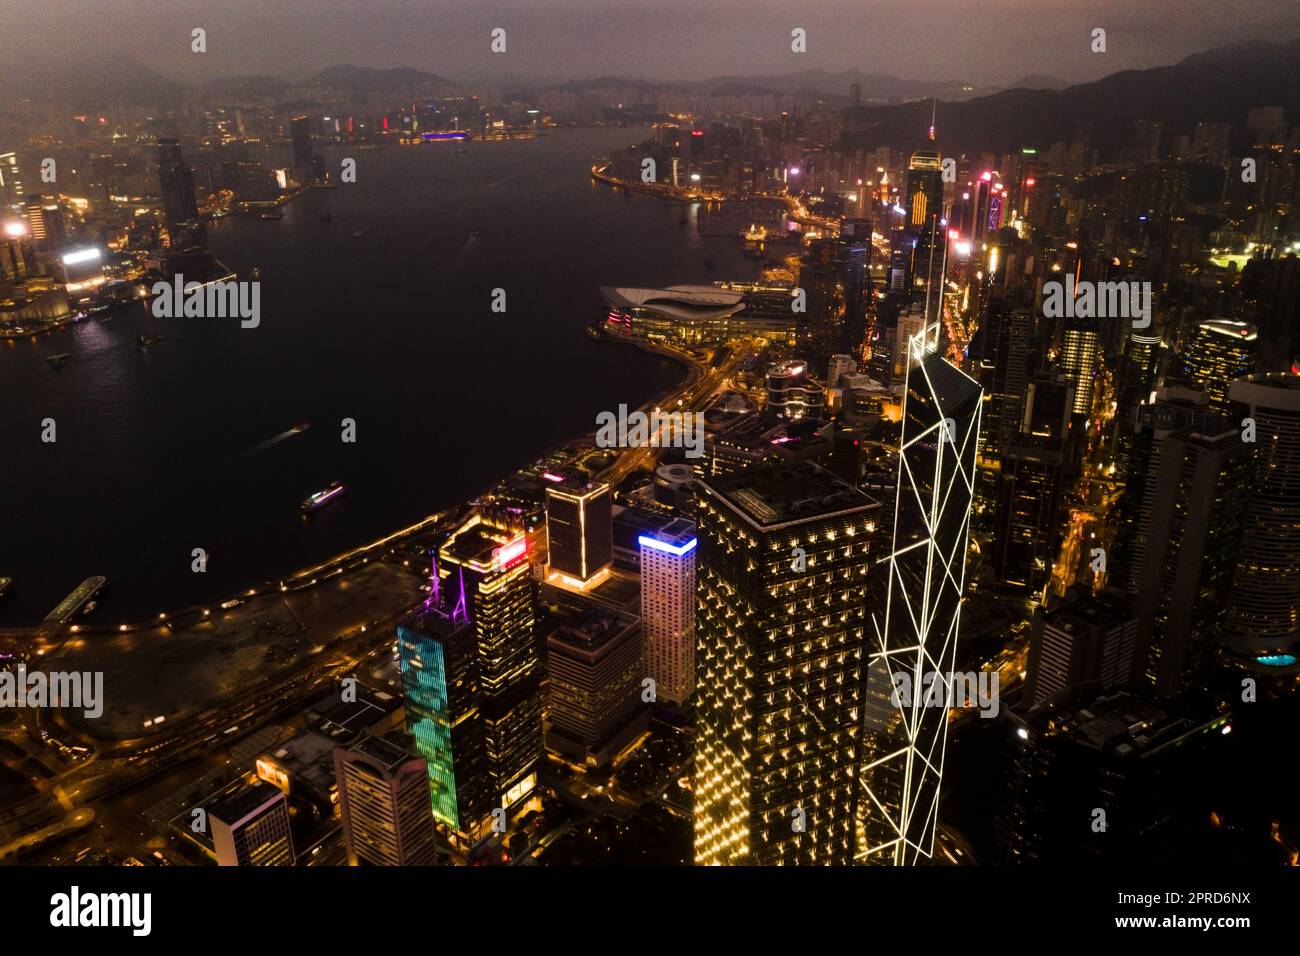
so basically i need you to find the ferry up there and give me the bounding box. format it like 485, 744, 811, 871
471, 228, 482, 238
138, 334, 166, 348
302, 481, 346, 513
47, 353, 72, 369
290, 420, 311, 434
0, 578, 11, 599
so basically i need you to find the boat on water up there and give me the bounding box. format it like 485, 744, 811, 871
138, 334, 166, 348
81, 600, 97, 616
302, 481, 346, 513
471, 228, 482, 238
47, 353, 72, 369
0, 577, 12, 599
249, 266, 262, 280
586, 323, 606, 341
290, 420, 311, 434
260, 209, 284, 220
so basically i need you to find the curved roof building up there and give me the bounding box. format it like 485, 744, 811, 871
601, 284, 796, 346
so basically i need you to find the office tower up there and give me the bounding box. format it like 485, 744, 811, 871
906, 145, 946, 321
334, 732, 439, 866
1061, 318, 1100, 416
766, 359, 823, 419
1180, 319, 1258, 411
439, 513, 543, 814
996, 691, 1228, 864
1239, 254, 1300, 374
23, 196, 65, 252
694, 462, 880, 865
1223, 374, 1300, 666
156, 138, 199, 228
797, 239, 844, 368
291, 115, 314, 169
639, 519, 697, 705
1025, 589, 1137, 708
209, 782, 295, 866
837, 217, 871, 359
860, 322, 982, 865
1022, 372, 1075, 441
397, 602, 493, 840
905, 148, 943, 230
544, 473, 613, 589
0, 152, 23, 211
1110, 386, 1212, 593
992, 434, 1066, 597
979, 292, 1033, 464
827, 353, 856, 388
545, 611, 648, 768
1191, 121, 1232, 166
1129, 423, 1251, 695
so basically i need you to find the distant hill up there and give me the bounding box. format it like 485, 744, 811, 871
550, 69, 986, 103
305, 65, 457, 92
1009, 74, 1071, 92
840, 39, 1300, 155
7, 54, 183, 108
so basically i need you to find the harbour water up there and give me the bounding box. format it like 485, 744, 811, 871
0, 127, 761, 623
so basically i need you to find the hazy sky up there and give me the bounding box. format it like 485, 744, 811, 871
2, 0, 1298, 86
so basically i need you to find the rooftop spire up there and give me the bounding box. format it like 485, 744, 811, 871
929, 98, 936, 143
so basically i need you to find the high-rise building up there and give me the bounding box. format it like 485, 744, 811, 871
208, 782, 295, 866
639, 518, 697, 705
1180, 319, 1258, 411
694, 462, 880, 865
439, 513, 543, 815
992, 433, 1066, 597
0, 152, 23, 211
1224, 374, 1300, 670
156, 138, 199, 230
1061, 318, 1100, 416
544, 610, 648, 768
859, 322, 982, 865
766, 359, 823, 419
1130, 422, 1251, 695
291, 115, 314, 169
397, 601, 494, 840
1025, 588, 1137, 708
334, 732, 439, 866
544, 473, 613, 589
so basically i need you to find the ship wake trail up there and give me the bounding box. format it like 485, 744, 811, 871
204, 429, 297, 473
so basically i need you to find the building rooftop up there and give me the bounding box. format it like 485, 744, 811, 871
208, 781, 282, 826
601, 285, 745, 322
698, 461, 878, 529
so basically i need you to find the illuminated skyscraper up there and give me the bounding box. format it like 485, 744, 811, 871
398, 600, 493, 841
859, 323, 982, 865
334, 732, 439, 866
694, 462, 880, 865
0, 152, 23, 211
1061, 318, 1100, 416
1180, 319, 1258, 411
544, 473, 613, 589
766, 359, 823, 419
639, 518, 697, 704
439, 513, 543, 814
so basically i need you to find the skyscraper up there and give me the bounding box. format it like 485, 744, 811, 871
639, 518, 697, 705
1130, 422, 1251, 695
334, 732, 440, 866
397, 600, 494, 841
544, 610, 648, 768
1224, 374, 1300, 669
1025, 588, 1137, 708
1180, 319, 1258, 411
859, 322, 982, 865
156, 138, 199, 230
1061, 318, 1100, 416
694, 462, 880, 865
291, 115, 314, 169
544, 473, 613, 589
0, 152, 23, 211
208, 782, 295, 867
439, 513, 543, 815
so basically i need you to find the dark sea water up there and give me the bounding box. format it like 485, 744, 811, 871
0, 127, 761, 624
